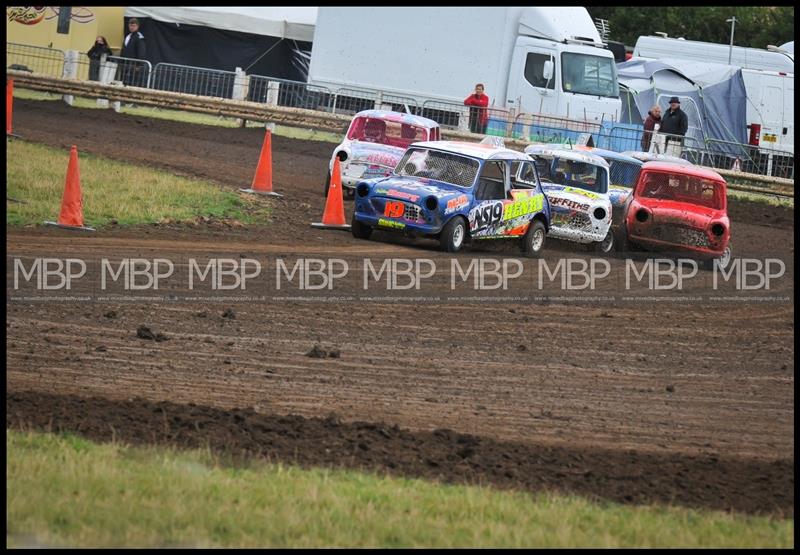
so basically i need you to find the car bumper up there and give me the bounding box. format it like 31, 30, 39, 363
548, 225, 609, 244
354, 213, 444, 236
628, 233, 729, 258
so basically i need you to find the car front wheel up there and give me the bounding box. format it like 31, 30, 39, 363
440, 217, 467, 253
705, 245, 732, 271
595, 228, 615, 254
351, 214, 372, 240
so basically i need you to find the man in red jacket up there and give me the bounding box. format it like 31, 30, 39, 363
464, 83, 489, 135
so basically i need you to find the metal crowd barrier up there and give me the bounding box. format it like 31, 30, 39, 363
6, 42, 65, 77
247, 75, 334, 111
418, 99, 467, 129
151, 63, 234, 99
7, 40, 792, 181
329, 87, 382, 115
687, 139, 794, 180
513, 112, 603, 144
107, 56, 152, 89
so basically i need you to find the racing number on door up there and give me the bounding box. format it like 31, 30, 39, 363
473, 202, 504, 231
384, 201, 404, 218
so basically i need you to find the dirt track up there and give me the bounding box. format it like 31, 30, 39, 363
6, 98, 795, 516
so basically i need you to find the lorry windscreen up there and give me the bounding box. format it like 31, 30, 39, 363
561, 52, 619, 98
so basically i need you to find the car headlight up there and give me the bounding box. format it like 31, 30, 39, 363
593, 207, 607, 221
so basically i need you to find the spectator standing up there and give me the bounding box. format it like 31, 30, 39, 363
86, 36, 112, 82
464, 83, 489, 135
659, 96, 689, 156
641, 104, 662, 152
118, 18, 147, 87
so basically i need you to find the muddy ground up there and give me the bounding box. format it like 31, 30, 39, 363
6, 98, 795, 516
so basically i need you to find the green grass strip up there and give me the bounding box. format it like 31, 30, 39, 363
6, 140, 271, 227
6, 430, 793, 548
12, 88, 343, 144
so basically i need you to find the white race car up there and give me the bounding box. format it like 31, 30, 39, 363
525, 145, 614, 253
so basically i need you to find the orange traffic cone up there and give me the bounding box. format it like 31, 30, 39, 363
44, 146, 95, 231
7, 79, 19, 138
311, 157, 351, 230
239, 128, 282, 197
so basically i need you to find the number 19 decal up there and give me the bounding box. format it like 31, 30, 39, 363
384, 201, 404, 218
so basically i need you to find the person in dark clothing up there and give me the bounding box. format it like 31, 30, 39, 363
464, 83, 490, 135
659, 96, 689, 154
118, 18, 147, 87
640, 104, 662, 152
86, 36, 113, 82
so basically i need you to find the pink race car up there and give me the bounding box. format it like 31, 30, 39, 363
327, 110, 440, 198
618, 162, 732, 269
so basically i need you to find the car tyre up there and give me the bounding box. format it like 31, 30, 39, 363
523, 220, 546, 258
705, 245, 731, 271
595, 228, 615, 254
351, 214, 372, 240
613, 225, 630, 252
440, 217, 467, 253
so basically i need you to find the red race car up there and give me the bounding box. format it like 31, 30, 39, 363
617, 162, 731, 269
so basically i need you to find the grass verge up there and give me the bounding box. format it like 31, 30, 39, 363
6, 430, 793, 548
6, 139, 270, 227
727, 188, 793, 208
13, 88, 343, 144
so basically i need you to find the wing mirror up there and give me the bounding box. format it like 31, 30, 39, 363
542, 60, 554, 81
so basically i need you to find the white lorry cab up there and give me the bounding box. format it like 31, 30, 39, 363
308, 7, 621, 124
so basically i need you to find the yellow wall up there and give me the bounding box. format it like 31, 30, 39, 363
6, 7, 126, 54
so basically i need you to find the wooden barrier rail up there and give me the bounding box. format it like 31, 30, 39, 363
7, 70, 794, 198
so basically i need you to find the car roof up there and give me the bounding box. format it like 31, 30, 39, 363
642, 161, 727, 182
621, 151, 693, 165
524, 145, 610, 168
353, 109, 439, 128
411, 140, 530, 161
577, 146, 644, 165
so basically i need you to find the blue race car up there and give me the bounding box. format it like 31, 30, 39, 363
351, 140, 551, 255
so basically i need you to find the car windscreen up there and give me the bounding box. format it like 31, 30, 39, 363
396, 148, 479, 188
608, 160, 641, 188
533, 155, 608, 194
638, 173, 724, 209
347, 117, 429, 149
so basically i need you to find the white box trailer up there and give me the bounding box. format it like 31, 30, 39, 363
634, 35, 794, 73
308, 7, 622, 124
633, 35, 794, 155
